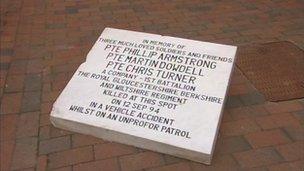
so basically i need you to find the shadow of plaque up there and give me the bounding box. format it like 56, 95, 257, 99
236, 41, 304, 101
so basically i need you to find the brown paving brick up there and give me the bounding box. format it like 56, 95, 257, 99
8, 60, 27, 75
19, 168, 36, 171
39, 135, 71, 154
48, 146, 93, 169
283, 126, 304, 141
16, 112, 39, 138
268, 160, 304, 171
227, 105, 268, 120
52, 166, 72, 171
276, 141, 304, 161
42, 83, 52, 92
37, 155, 47, 171
221, 110, 233, 122
27, 58, 44, 74
0, 114, 18, 141
52, 80, 69, 91
40, 102, 53, 114
225, 95, 244, 108
191, 154, 240, 171
293, 109, 304, 125
147, 162, 191, 171
119, 151, 165, 171
265, 101, 303, 114
0, 140, 15, 171
73, 158, 120, 171
10, 137, 37, 170
42, 90, 61, 102
233, 147, 284, 168
228, 107, 252, 120
220, 119, 261, 137
248, 105, 269, 116
50, 126, 73, 138
0, 92, 22, 114
256, 113, 301, 130
94, 142, 137, 160
4, 74, 25, 92
24, 74, 42, 91
40, 114, 51, 126
239, 91, 266, 106
72, 134, 104, 147
245, 129, 291, 148
215, 136, 251, 154
227, 83, 255, 96
2, 1, 304, 171
39, 125, 51, 140
289, 160, 304, 171
21, 91, 41, 112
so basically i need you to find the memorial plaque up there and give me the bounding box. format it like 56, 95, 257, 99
50, 28, 237, 164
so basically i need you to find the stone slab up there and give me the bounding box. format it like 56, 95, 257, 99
50, 28, 237, 164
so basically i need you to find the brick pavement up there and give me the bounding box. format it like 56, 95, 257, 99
1, 0, 304, 170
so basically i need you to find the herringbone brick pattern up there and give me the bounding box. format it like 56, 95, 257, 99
1, 0, 304, 171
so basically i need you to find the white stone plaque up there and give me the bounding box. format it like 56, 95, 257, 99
50, 28, 237, 164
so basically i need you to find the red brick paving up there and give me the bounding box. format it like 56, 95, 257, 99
1, 0, 304, 170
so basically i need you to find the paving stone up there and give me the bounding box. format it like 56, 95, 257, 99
119, 152, 165, 171
40, 114, 51, 126
220, 119, 261, 137
0, 92, 22, 114
2, 0, 304, 170
245, 129, 291, 148
276, 141, 304, 161
4, 74, 25, 92
46, 23, 66, 29
225, 95, 244, 108
147, 162, 191, 171
16, 112, 39, 138
0, 63, 10, 70
10, 137, 38, 170
256, 112, 301, 130
191, 154, 240, 171
215, 136, 252, 154
8, 60, 27, 75
48, 146, 93, 169
52, 166, 72, 171
40, 102, 53, 114
27, 59, 44, 74
37, 155, 47, 171
0, 48, 14, 56
233, 147, 284, 168
293, 109, 304, 124
265, 101, 303, 114
0, 114, 18, 141
39, 125, 51, 140
50, 126, 73, 138
65, 7, 78, 14
72, 134, 105, 147
21, 91, 41, 112
94, 142, 137, 160
239, 92, 265, 106
73, 158, 119, 171
24, 74, 42, 91
268, 162, 293, 171
0, 140, 15, 171
39, 136, 71, 154
283, 126, 304, 141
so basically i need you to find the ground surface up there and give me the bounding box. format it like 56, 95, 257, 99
1, 0, 304, 171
